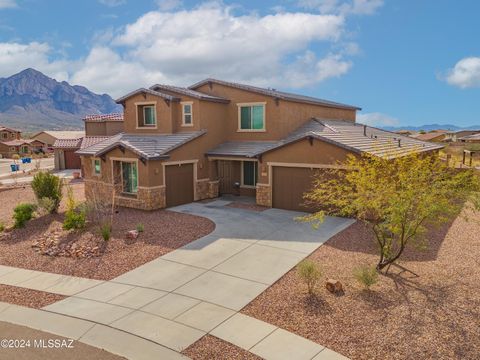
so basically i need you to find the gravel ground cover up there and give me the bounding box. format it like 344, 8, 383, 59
0, 285, 65, 308
242, 207, 480, 360
0, 184, 215, 280
182, 335, 262, 360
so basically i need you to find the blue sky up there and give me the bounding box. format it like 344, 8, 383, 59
1, 0, 479, 127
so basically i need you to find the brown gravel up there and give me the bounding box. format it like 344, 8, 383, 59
242, 206, 480, 360
182, 335, 262, 360
0, 284, 65, 308
0, 183, 215, 280
227, 202, 268, 212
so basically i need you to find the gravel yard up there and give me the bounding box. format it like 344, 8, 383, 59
242, 206, 480, 360
182, 335, 262, 360
0, 183, 215, 280
0, 285, 65, 308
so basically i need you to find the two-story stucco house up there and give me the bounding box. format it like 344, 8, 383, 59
77, 79, 443, 211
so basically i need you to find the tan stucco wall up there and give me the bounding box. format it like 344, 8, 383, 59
123, 93, 174, 134
85, 121, 124, 136
194, 82, 356, 141
32, 133, 56, 147
0, 130, 20, 141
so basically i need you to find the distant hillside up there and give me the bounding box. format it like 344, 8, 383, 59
0, 68, 122, 132
382, 124, 480, 132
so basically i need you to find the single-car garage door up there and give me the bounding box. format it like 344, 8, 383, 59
64, 150, 81, 169
272, 166, 318, 212
165, 163, 194, 207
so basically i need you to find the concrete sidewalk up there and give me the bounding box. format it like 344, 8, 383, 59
0, 199, 354, 359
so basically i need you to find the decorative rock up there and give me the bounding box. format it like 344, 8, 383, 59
126, 230, 139, 240
326, 279, 343, 294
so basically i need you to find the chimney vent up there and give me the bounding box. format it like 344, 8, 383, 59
398, 139, 401, 147
363, 125, 367, 136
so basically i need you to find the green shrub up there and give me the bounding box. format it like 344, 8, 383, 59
37, 197, 57, 215
100, 223, 111, 241
136, 223, 144, 232
63, 187, 86, 230
0, 222, 4, 232
297, 259, 322, 294
353, 265, 378, 290
31, 172, 63, 213
12, 154, 20, 160
13, 203, 36, 228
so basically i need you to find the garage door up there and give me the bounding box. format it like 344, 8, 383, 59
64, 150, 81, 169
272, 166, 318, 212
165, 163, 194, 207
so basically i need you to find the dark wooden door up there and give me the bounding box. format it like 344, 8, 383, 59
272, 166, 318, 212
64, 150, 81, 169
217, 160, 234, 194
165, 163, 194, 207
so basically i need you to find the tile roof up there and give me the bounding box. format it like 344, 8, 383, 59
206, 141, 278, 158
414, 131, 448, 141
76, 131, 206, 160
459, 133, 480, 141
80, 136, 110, 149
83, 113, 124, 122
206, 119, 444, 160
189, 78, 361, 110
115, 88, 181, 103
33, 131, 85, 139
1, 139, 43, 146
53, 138, 83, 149
149, 84, 230, 103
0, 126, 20, 133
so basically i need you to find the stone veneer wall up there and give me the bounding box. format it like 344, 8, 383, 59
208, 180, 219, 199
195, 179, 210, 201
256, 183, 272, 207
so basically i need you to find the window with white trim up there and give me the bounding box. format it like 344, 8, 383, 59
93, 159, 101, 175
121, 161, 138, 194
242, 161, 258, 187
137, 104, 156, 127
182, 103, 193, 126
238, 103, 265, 131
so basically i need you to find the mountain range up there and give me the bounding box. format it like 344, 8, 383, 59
0, 68, 121, 132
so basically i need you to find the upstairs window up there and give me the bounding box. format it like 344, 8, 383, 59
1, 133, 6, 139
137, 104, 156, 128
182, 102, 193, 126
93, 159, 101, 175
238, 103, 265, 131
242, 161, 258, 187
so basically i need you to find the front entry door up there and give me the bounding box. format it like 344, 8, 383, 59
218, 160, 234, 194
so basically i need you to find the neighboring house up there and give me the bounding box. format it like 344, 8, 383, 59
415, 130, 449, 142
54, 114, 123, 170
77, 79, 443, 212
0, 139, 46, 158
0, 126, 21, 141
394, 129, 416, 137
32, 131, 86, 150
458, 133, 480, 143
84, 113, 124, 136
444, 130, 480, 142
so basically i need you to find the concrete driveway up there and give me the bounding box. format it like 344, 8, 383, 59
2, 198, 354, 359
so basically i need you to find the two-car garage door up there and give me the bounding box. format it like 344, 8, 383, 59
272, 166, 318, 212
165, 163, 194, 207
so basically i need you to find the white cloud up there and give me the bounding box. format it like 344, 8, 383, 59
357, 112, 399, 127
98, 0, 125, 7
444, 57, 480, 89
0, 2, 362, 97
155, 0, 182, 11
0, 0, 17, 9
298, 0, 383, 15
0, 42, 69, 80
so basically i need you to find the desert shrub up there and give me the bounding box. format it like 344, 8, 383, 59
353, 265, 378, 290
100, 223, 111, 241
37, 197, 57, 215
297, 259, 322, 294
136, 223, 144, 232
0, 222, 4, 232
13, 203, 36, 228
63, 187, 86, 230
31, 172, 63, 213
12, 154, 20, 160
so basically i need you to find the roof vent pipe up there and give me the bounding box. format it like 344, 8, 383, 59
363, 125, 367, 136
398, 139, 401, 147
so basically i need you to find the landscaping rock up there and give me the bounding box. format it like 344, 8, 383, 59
126, 230, 139, 240
326, 279, 343, 293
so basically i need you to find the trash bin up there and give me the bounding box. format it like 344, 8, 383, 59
26, 158, 31, 163
10, 164, 20, 172
21, 158, 27, 164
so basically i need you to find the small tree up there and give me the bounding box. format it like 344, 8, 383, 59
353, 265, 378, 290
31, 172, 63, 213
303, 153, 480, 271
63, 186, 86, 230
297, 259, 322, 294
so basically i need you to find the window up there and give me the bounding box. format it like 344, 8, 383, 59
93, 159, 101, 175
2, 133, 6, 139
121, 161, 138, 194
143, 106, 156, 126
21, 146, 29, 153
242, 161, 258, 187
239, 104, 265, 131
137, 104, 157, 128
182, 103, 193, 126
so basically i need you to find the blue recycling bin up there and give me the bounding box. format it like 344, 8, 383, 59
10, 164, 20, 172
21, 158, 27, 164
26, 158, 31, 163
